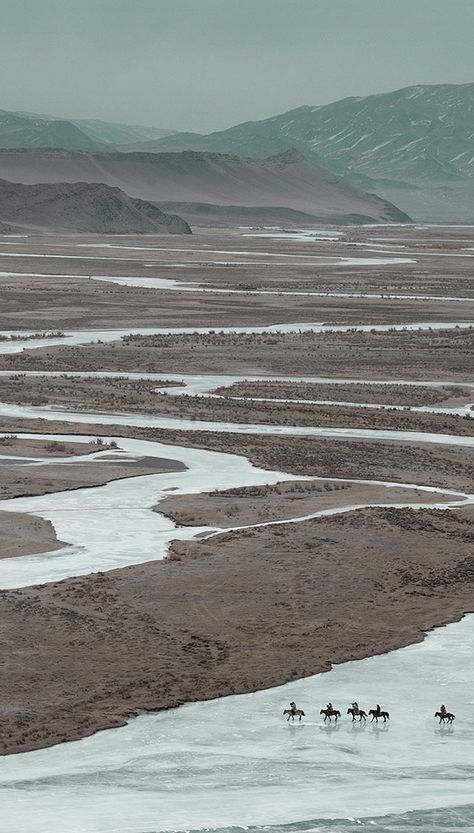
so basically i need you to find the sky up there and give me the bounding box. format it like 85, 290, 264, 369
1, 0, 473, 133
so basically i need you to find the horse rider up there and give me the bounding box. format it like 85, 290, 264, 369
439, 704, 447, 717
351, 701, 359, 714
326, 702, 333, 712
289, 701, 298, 716
374, 703, 382, 715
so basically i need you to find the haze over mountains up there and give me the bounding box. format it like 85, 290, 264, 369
0, 83, 472, 223
0, 110, 175, 153
0, 148, 410, 226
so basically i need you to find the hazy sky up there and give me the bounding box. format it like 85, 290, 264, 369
1, 0, 473, 132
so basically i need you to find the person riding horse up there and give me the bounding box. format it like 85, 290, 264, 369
351, 701, 359, 714
283, 701, 305, 721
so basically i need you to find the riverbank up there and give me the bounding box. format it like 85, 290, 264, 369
0, 509, 63, 558
0, 503, 473, 754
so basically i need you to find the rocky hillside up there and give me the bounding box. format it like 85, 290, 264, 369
0, 178, 191, 234
0, 148, 410, 225
136, 84, 474, 221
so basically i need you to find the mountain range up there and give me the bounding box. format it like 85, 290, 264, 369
122, 84, 474, 221
1, 84, 473, 222
0, 148, 410, 225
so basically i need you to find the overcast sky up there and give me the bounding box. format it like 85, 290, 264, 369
1, 0, 473, 132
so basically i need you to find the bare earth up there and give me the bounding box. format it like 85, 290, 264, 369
0, 505, 473, 754
156, 479, 461, 528
3, 327, 472, 382
214, 380, 472, 407
0, 375, 472, 436
0, 510, 62, 558
0, 436, 113, 457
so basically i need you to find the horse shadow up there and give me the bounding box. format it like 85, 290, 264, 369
319, 722, 340, 734
371, 722, 389, 735
435, 724, 455, 736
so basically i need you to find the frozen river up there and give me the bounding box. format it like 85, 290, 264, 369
0, 403, 473, 831
0, 254, 473, 830
1, 622, 471, 831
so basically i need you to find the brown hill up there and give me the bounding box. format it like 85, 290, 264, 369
0, 178, 191, 234
0, 148, 411, 224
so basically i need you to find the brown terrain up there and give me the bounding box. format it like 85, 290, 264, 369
1, 275, 473, 332
1, 505, 473, 754
156, 478, 460, 528
0, 148, 410, 223
0, 374, 472, 436
0, 178, 190, 234
3, 327, 472, 383
213, 380, 472, 407
0, 224, 473, 754
0, 510, 62, 558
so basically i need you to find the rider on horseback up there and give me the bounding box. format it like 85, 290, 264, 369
351, 701, 359, 714
326, 702, 333, 712
289, 701, 298, 716
439, 704, 447, 716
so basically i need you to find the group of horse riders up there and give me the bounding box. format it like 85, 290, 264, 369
284, 701, 454, 723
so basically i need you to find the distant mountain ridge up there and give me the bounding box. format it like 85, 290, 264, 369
132, 84, 474, 221
0, 109, 175, 152
0, 178, 191, 234
0, 148, 411, 225
0, 111, 108, 152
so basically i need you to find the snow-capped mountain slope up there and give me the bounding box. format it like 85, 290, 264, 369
142, 84, 474, 220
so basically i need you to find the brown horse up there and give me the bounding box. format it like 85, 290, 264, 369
369, 709, 390, 723
435, 711, 455, 724
347, 707, 367, 721
283, 708, 305, 722
320, 708, 341, 722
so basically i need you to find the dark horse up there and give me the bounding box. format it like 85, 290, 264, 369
369, 708, 390, 723
320, 708, 341, 722
283, 708, 305, 721
435, 711, 455, 724
347, 707, 367, 721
